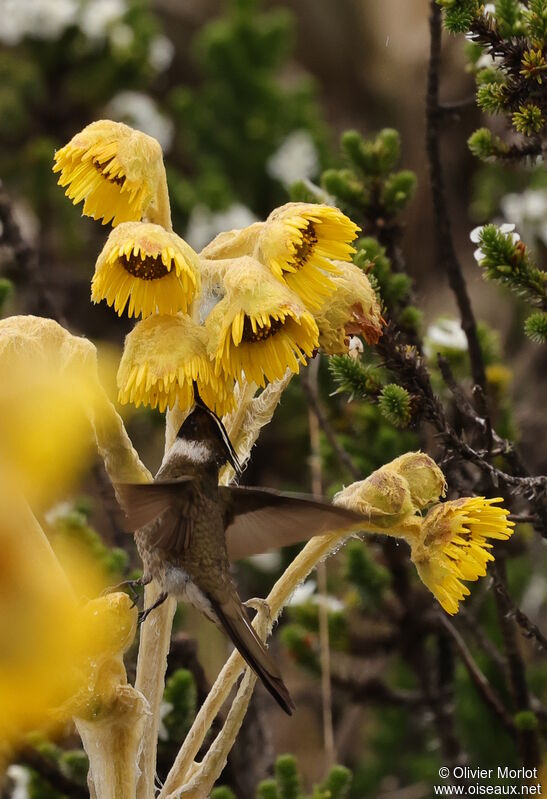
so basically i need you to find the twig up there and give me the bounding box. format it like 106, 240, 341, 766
491, 560, 541, 769
436, 613, 516, 736
300, 364, 361, 481
425, 1, 487, 395
492, 571, 547, 651
305, 355, 335, 771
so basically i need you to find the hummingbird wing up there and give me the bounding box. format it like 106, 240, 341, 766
221, 486, 366, 561
114, 475, 194, 532
208, 592, 295, 716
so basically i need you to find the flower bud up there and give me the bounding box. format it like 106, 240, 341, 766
386, 452, 446, 510
335, 468, 414, 528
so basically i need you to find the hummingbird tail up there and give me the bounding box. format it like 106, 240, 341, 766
211, 597, 295, 716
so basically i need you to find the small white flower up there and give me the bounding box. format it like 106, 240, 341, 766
6, 766, 31, 799
267, 130, 319, 188
484, 3, 496, 15
104, 91, 174, 151
79, 0, 127, 40
185, 204, 257, 251
470, 225, 485, 243
149, 35, 174, 72
0, 0, 78, 43
158, 700, 174, 742
473, 247, 485, 263
109, 21, 134, 50
348, 336, 364, 360
425, 318, 468, 356
288, 580, 317, 606
247, 552, 283, 572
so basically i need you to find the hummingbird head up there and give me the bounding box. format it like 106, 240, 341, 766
177, 404, 242, 477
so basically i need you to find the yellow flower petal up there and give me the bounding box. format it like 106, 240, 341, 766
204, 256, 319, 388
53, 120, 168, 227
117, 313, 232, 416
255, 202, 360, 310
92, 222, 200, 319
314, 260, 384, 353
412, 497, 514, 614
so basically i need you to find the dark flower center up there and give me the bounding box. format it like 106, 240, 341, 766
293, 222, 317, 267
241, 315, 285, 343
120, 252, 170, 280
93, 157, 126, 187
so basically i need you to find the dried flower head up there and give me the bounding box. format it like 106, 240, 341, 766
314, 260, 384, 354
335, 468, 415, 528
205, 257, 319, 387
117, 313, 231, 415
92, 222, 200, 319
387, 452, 447, 511
53, 120, 168, 226
411, 497, 514, 614
255, 203, 359, 309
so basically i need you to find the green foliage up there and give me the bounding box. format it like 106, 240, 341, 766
58, 750, 89, 787
477, 81, 507, 114
437, 0, 480, 33
495, 0, 521, 35
49, 503, 129, 583
211, 788, 238, 799
275, 754, 301, 799
524, 311, 547, 342
474, 224, 547, 306
255, 756, 352, 799
512, 103, 545, 134
514, 710, 539, 730
0, 277, 14, 312
467, 128, 510, 161
328, 355, 384, 400
162, 669, 198, 742
279, 624, 320, 675
525, 0, 547, 45
344, 540, 391, 609
168, 0, 326, 220
378, 384, 412, 428
286, 603, 347, 650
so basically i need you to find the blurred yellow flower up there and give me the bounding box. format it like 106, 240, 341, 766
92, 222, 201, 319
205, 257, 319, 387
0, 316, 108, 507
411, 497, 514, 614
0, 487, 136, 751
117, 313, 232, 415
53, 120, 169, 227
255, 203, 359, 309
314, 260, 384, 354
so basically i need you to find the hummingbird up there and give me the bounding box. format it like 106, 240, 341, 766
115, 398, 364, 715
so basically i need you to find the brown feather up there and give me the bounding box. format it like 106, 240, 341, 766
114, 478, 195, 532
209, 595, 294, 715
220, 486, 366, 561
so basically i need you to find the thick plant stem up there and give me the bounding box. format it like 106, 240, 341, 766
135, 589, 178, 799
77, 686, 147, 799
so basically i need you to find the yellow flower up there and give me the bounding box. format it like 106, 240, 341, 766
0, 316, 108, 507
117, 313, 232, 415
255, 202, 360, 309
0, 485, 136, 749
411, 497, 514, 614
314, 260, 384, 354
53, 120, 169, 227
205, 256, 319, 387
91, 222, 200, 319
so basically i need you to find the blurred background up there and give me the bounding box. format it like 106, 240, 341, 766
0, 1, 546, 797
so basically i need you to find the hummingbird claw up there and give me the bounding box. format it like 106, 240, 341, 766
101, 578, 144, 603
138, 591, 169, 624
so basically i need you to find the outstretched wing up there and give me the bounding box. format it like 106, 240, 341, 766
114, 478, 197, 551
220, 486, 365, 561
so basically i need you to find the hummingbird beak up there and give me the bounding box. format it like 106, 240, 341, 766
193, 384, 243, 477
